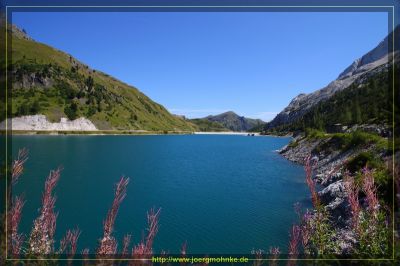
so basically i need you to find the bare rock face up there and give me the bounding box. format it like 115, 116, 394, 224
318, 180, 346, 205
10, 24, 33, 41
279, 136, 322, 164
0, 115, 98, 131
266, 27, 399, 130
336, 228, 357, 254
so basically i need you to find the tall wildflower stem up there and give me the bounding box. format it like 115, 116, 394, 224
98, 176, 130, 255
28, 167, 62, 255
252, 249, 263, 266
9, 195, 25, 255
304, 155, 319, 208
59, 228, 81, 255
132, 207, 161, 258
268, 247, 280, 266
344, 172, 361, 234
287, 225, 301, 266
122, 234, 132, 255
11, 148, 28, 185
180, 240, 187, 266
8, 149, 29, 256
144, 207, 161, 253
362, 167, 379, 217
302, 155, 336, 255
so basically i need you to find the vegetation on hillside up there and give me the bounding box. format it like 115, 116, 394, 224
188, 118, 229, 132
297, 157, 391, 257
263, 55, 397, 220
264, 66, 396, 134
290, 129, 394, 205
9, 27, 196, 131
202, 111, 265, 132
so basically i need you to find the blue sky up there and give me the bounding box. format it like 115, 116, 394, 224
13, 12, 388, 121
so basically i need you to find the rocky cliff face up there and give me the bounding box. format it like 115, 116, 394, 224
0, 115, 98, 131
266, 27, 399, 130
10, 24, 33, 41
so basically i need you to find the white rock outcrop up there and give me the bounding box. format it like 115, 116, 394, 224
0, 115, 97, 131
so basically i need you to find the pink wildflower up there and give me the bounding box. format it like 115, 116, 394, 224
98, 176, 130, 255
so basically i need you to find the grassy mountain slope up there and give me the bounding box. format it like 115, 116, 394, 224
188, 118, 229, 132
204, 111, 265, 132
9, 26, 196, 131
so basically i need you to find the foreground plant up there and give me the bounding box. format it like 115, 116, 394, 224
287, 225, 300, 266
8, 148, 29, 255
6, 147, 392, 263
28, 167, 62, 254
132, 207, 161, 257
345, 168, 390, 256
7, 148, 161, 262
98, 176, 130, 255
300, 156, 391, 258
268, 247, 280, 266
59, 227, 81, 255
301, 156, 338, 255
9, 195, 25, 255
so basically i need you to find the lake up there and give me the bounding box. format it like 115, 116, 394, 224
12, 134, 310, 254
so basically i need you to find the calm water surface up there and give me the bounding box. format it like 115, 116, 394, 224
12, 135, 310, 254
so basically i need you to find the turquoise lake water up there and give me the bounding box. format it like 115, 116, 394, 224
12, 135, 310, 254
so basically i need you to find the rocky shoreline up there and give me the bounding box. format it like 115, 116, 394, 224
278, 134, 375, 253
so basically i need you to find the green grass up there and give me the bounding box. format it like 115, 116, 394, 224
305, 128, 388, 152
305, 128, 328, 139
346, 151, 383, 173
331, 131, 387, 152
189, 118, 229, 132
304, 129, 392, 204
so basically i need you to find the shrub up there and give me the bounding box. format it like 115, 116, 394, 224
86, 105, 97, 117
64, 102, 78, 120
332, 131, 383, 151
58, 80, 77, 99
305, 128, 326, 139
30, 100, 41, 114
15, 104, 30, 116
346, 151, 382, 173
15, 100, 41, 117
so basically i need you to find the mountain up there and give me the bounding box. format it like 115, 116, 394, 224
198, 111, 265, 132
269, 63, 396, 134
8, 25, 196, 131
188, 118, 230, 132
265, 26, 399, 131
